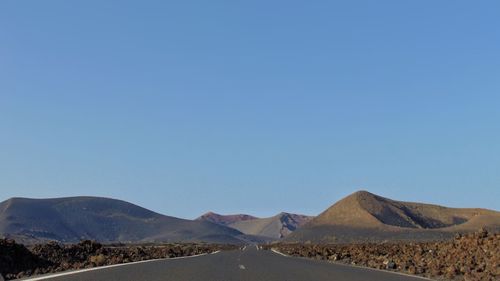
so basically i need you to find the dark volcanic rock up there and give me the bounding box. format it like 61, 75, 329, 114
265, 230, 500, 281
0, 239, 52, 279
0, 239, 237, 280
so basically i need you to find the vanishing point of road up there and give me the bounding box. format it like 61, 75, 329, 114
20, 245, 430, 281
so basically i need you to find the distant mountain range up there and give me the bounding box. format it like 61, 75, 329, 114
197, 212, 313, 239
1, 191, 499, 244
0, 197, 258, 244
286, 191, 500, 243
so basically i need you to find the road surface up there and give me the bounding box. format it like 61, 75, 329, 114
21, 245, 430, 281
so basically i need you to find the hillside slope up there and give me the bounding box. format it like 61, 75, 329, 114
0, 197, 248, 244
286, 191, 500, 243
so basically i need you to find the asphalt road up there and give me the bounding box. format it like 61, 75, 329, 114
21, 245, 430, 281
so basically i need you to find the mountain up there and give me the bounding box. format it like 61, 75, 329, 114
196, 212, 258, 226
286, 191, 500, 243
197, 212, 313, 239
0, 197, 252, 244
3, 192, 498, 245
228, 212, 313, 239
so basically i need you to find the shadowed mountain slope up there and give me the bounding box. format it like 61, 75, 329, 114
0, 197, 249, 244
286, 191, 500, 243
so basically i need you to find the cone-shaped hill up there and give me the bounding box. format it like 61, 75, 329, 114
286, 191, 500, 243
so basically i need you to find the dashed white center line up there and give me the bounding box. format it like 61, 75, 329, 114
238, 264, 246, 270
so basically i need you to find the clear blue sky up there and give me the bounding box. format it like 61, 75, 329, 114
1, 1, 499, 219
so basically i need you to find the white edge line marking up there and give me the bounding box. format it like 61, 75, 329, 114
271, 248, 288, 257
242, 246, 246, 251
269, 248, 434, 281
255, 245, 259, 250
19, 251, 221, 281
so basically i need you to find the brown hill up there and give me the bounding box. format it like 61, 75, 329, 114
286, 191, 500, 243
196, 212, 258, 226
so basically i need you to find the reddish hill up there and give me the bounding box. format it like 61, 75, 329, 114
228, 212, 313, 239
196, 212, 258, 226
